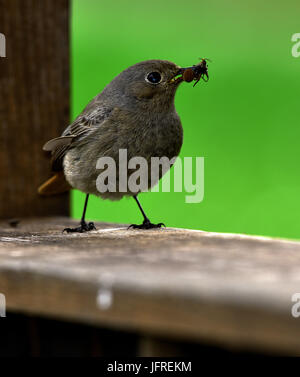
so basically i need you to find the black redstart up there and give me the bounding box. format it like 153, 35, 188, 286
38, 59, 209, 232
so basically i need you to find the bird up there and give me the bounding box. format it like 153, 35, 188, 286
38, 59, 206, 232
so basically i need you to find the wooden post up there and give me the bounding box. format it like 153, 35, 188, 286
0, 0, 70, 219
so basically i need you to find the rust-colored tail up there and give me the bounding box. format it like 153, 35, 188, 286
38, 171, 71, 196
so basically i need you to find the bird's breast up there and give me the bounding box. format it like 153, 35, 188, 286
125, 112, 183, 161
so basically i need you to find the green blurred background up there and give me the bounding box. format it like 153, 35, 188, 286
71, 0, 300, 239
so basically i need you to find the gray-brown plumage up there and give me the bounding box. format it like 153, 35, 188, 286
39, 59, 201, 231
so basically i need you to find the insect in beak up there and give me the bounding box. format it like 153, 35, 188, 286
171, 58, 211, 87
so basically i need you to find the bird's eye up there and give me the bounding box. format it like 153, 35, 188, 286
146, 72, 161, 84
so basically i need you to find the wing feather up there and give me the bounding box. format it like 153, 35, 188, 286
44, 105, 113, 171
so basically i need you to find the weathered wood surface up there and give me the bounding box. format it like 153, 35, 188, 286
1, 217, 300, 355
0, 0, 70, 218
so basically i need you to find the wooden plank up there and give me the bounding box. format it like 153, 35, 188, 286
1, 217, 300, 355
0, 0, 70, 218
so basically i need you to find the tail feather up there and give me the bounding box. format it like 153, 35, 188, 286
38, 171, 71, 196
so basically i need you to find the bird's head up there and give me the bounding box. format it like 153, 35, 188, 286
104, 60, 197, 112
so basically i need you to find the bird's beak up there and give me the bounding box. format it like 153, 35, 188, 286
169, 67, 186, 84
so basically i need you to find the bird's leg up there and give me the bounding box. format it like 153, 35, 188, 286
128, 195, 165, 230
63, 194, 96, 233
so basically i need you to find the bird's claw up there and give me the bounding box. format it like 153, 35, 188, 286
128, 219, 165, 230
63, 221, 96, 233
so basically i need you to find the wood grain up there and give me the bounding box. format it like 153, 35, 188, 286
1, 217, 300, 355
0, 0, 70, 218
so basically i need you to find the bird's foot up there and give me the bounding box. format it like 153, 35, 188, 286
63, 221, 96, 233
128, 219, 165, 230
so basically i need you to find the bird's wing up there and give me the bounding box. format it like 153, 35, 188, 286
43, 105, 113, 171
